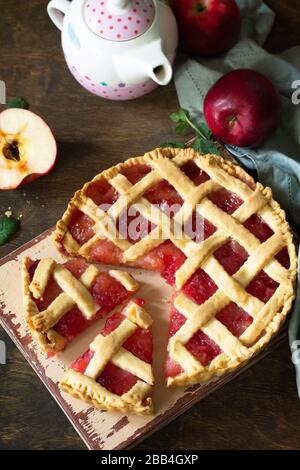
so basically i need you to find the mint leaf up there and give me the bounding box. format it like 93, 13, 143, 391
169, 108, 221, 152
170, 112, 181, 123
0, 216, 20, 245
7, 97, 29, 109
191, 138, 221, 155
178, 108, 190, 120
170, 108, 210, 139
170, 108, 190, 123
175, 121, 189, 135
197, 122, 212, 140
161, 142, 185, 149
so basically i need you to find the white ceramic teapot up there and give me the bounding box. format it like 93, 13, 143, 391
47, 0, 178, 100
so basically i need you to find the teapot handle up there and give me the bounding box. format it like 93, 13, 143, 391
47, 0, 70, 31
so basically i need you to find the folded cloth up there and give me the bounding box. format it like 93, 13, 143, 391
174, 0, 300, 395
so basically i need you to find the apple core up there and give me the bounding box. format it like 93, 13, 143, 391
3, 139, 21, 162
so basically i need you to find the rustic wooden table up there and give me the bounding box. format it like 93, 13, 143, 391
0, 0, 300, 450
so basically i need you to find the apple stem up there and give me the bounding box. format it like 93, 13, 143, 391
195, 3, 206, 13
228, 116, 238, 128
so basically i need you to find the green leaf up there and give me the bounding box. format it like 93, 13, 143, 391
170, 112, 181, 123
178, 108, 190, 120
175, 121, 189, 135
7, 97, 29, 109
191, 138, 221, 155
170, 108, 190, 123
197, 122, 212, 139
161, 142, 185, 149
168, 109, 221, 153
0, 216, 20, 245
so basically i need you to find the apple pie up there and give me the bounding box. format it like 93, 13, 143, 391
53, 147, 297, 387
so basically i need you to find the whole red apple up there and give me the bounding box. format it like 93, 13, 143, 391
203, 69, 282, 148
0, 108, 57, 190
171, 0, 241, 56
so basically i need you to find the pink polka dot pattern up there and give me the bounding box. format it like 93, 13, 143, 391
84, 0, 155, 41
66, 60, 158, 100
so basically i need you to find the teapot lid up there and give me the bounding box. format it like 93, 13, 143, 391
84, 0, 155, 41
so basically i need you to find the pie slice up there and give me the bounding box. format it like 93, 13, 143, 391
22, 257, 139, 355
54, 147, 297, 386
60, 298, 153, 414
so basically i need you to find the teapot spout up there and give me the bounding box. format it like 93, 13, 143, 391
140, 40, 173, 86
149, 61, 173, 86
116, 40, 173, 87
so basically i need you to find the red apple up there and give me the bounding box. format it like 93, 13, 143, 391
0, 108, 57, 190
203, 69, 282, 148
171, 0, 241, 57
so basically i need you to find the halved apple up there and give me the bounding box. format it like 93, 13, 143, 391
0, 108, 57, 190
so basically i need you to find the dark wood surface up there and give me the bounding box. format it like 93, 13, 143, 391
0, 0, 300, 450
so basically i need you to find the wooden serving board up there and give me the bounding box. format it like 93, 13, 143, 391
0, 227, 287, 450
